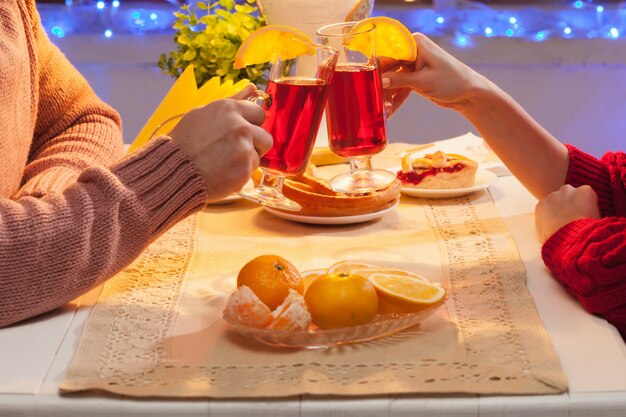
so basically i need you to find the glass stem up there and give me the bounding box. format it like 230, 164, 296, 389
260, 171, 284, 191
350, 156, 373, 172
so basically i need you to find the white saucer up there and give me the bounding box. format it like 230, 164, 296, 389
264, 203, 398, 225
396, 169, 498, 199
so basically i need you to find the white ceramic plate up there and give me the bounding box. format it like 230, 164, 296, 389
391, 168, 498, 199
264, 202, 398, 225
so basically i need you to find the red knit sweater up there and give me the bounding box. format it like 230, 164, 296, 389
0, 0, 208, 327
542, 145, 626, 338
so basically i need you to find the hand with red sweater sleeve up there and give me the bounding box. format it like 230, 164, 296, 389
17, 0, 124, 198
535, 184, 601, 242
539, 146, 626, 338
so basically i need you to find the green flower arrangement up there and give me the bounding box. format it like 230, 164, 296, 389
158, 0, 267, 87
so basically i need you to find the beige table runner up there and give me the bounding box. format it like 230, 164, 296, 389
61, 145, 567, 398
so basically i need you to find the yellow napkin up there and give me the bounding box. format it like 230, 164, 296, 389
128, 66, 250, 153
310, 147, 348, 166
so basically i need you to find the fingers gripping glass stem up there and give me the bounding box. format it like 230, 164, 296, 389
238, 89, 302, 211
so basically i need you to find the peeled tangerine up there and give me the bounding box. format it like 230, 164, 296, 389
224, 285, 273, 328
225, 286, 311, 331
268, 289, 312, 331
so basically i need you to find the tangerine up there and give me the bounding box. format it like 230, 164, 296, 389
237, 255, 303, 310
304, 272, 378, 329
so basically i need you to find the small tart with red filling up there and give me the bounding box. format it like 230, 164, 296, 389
397, 150, 478, 189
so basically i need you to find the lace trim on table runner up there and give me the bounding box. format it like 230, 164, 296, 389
62, 215, 198, 389
62, 193, 567, 397
423, 196, 566, 392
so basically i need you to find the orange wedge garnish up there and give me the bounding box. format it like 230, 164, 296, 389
233, 24, 315, 69
347, 16, 417, 62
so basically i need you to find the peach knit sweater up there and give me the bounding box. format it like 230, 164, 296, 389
0, 0, 208, 327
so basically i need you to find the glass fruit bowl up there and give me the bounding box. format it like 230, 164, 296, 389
222, 297, 445, 349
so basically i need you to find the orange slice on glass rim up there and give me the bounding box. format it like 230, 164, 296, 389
369, 272, 446, 314
234, 24, 315, 69
347, 16, 417, 61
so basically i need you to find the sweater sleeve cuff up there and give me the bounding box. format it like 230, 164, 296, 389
541, 218, 596, 283
112, 136, 208, 235
564, 145, 607, 187
564, 145, 613, 216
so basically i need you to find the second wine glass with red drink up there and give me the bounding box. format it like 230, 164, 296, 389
239, 43, 338, 211
317, 21, 397, 194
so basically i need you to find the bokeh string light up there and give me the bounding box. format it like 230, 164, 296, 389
39, 0, 626, 44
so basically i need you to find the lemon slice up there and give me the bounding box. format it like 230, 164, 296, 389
401, 151, 477, 174
351, 267, 431, 282
328, 261, 431, 282
401, 153, 416, 174
446, 153, 476, 162
369, 272, 446, 313
301, 268, 326, 292
346, 16, 417, 61
327, 260, 383, 275
400, 145, 435, 173
234, 24, 315, 69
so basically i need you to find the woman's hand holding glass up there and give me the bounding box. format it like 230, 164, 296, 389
380, 33, 493, 114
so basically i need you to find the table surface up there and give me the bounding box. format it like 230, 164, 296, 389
1, 159, 625, 417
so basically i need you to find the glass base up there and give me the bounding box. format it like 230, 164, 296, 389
238, 184, 302, 212
329, 169, 397, 194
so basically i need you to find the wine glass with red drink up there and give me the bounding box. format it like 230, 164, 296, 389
238, 43, 338, 211
316, 21, 397, 194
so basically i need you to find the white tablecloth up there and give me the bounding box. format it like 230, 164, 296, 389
1, 135, 625, 416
